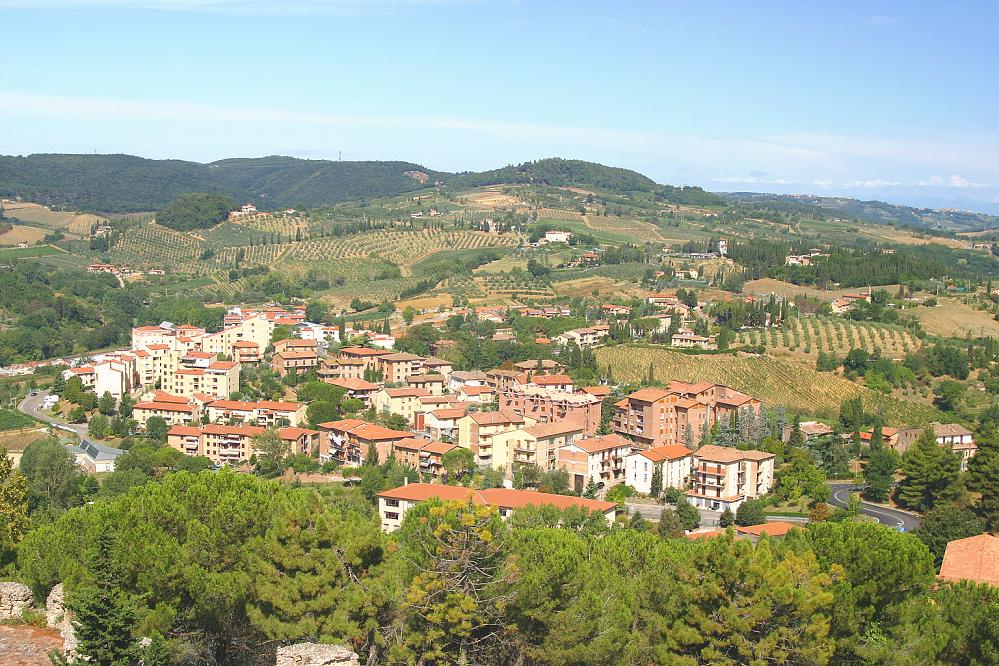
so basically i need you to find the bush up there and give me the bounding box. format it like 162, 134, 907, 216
735, 499, 767, 526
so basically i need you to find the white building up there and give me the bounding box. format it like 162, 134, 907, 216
625, 444, 693, 495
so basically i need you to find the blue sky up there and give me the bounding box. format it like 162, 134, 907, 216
2, 0, 998, 212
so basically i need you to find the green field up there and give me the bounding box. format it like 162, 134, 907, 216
596, 344, 941, 426
0, 245, 64, 259
0, 408, 35, 431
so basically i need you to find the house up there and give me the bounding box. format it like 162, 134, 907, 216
424, 407, 466, 441
447, 370, 488, 393
601, 304, 631, 317
338, 346, 391, 372
784, 421, 836, 443
271, 349, 319, 377
686, 445, 775, 512
405, 373, 446, 395
67, 440, 124, 473
457, 384, 496, 404
557, 433, 634, 492
485, 369, 524, 392
931, 423, 977, 471
371, 387, 431, 425
204, 399, 306, 427
938, 534, 999, 586
554, 328, 605, 348
625, 444, 693, 495
530, 374, 574, 392
423, 357, 453, 377
391, 438, 458, 478
542, 230, 573, 244
732, 521, 799, 542
499, 384, 601, 435
512, 359, 564, 373
168, 360, 240, 399
326, 378, 380, 405
317, 418, 413, 466
375, 483, 616, 532
647, 293, 683, 308
670, 329, 716, 350
318, 357, 365, 382
457, 410, 532, 466
232, 340, 262, 363
376, 352, 426, 384
490, 420, 585, 475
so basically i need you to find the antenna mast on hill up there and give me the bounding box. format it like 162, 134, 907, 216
338, 151, 342, 161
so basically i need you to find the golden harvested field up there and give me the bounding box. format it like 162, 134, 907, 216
394, 293, 453, 311
0, 225, 47, 246
853, 225, 971, 249
2, 201, 104, 235
460, 188, 522, 209
914, 298, 999, 338
596, 345, 940, 425
553, 276, 647, 299
744, 278, 899, 301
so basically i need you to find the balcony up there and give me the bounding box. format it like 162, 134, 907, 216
698, 465, 724, 476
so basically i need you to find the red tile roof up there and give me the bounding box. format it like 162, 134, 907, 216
733, 521, 798, 537
636, 444, 692, 462
134, 401, 196, 413
938, 534, 999, 586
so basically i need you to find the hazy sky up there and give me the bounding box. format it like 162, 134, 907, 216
2, 0, 998, 212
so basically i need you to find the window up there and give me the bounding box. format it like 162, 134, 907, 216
385, 499, 400, 507
385, 512, 399, 520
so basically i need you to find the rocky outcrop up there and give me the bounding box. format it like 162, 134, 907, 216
0, 582, 32, 621
275, 643, 360, 666
45, 583, 65, 628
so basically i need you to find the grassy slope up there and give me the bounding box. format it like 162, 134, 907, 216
596, 345, 941, 426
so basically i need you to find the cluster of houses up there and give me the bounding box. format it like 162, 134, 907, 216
86, 263, 165, 277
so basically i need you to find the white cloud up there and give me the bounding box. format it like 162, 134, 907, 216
843, 179, 902, 188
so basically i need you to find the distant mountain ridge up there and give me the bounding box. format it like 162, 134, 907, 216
720, 192, 999, 232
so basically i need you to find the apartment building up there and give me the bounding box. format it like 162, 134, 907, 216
326, 378, 379, 405
133, 398, 201, 427
930, 423, 977, 471
405, 373, 446, 395
376, 352, 425, 384
458, 384, 496, 404
423, 407, 466, 442
166, 424, 319, 465
686, 445, 775, 512
553, 327, 606, 348
317, 418, 412, 466
500, 384, 601, 435
318, 357, 365, 381
490, 420, 585, 475
625, 444, 693, 495
271, 349, 319, 377
423, 357, 454, 377
557, 433, 633, 491
447, 370, 488, 393
338, 346, 391, 373
485, 369, 524, 393
456, 410, 532, 466
371, 387, 431, 425
167, 360, 240, 399
613, 382, 760, 448
391, 437, 458, 478
204, 399, 306, 427
376, 483, 616, 532
512, 359, 564, 373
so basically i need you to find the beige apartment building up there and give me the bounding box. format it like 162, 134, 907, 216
686, 445, 775, 512
557, 433, 633, 491
204, 399, 306, 427
457, 410, 533, 467
371, 387, 432, 425
167, 424, 319, 465
491, 420, 585, 475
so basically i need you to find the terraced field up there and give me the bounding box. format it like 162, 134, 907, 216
288, 229, 518, 266
737, 316, 921, 360
109, 224, 203, 268
596, 345, 940, 425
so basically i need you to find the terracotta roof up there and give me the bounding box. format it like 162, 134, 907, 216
208, 399, 301, 412
532, 374, 573, 386
524, 420, 584, 438
461, 385, 494, 396
674, 397, 701, 409
383, 387, 431, 398
580, 386, 611, 397
570, 433, 633, 453
938, 534, 999, 586
377, 483, 477, 503
340, 346, 390, 357
932, 422, 974, 437
468, 410, 524, 425
423, 441, 458, 455
480, 488, 616, 513
431, 408, 466, 419
330, 378, 379, 391
273, 351, 317, 360
200, 424, 265, 436
636, 444, 692, 462
232, 341, 258, 348
278, 427, 319, 440
627, 387, 672, 402
734, 521, 798, 537
210, 361, 239, 370
687, 530, 725, 540
694, 445, 774, 463
167, 425, 201, 436
320, 419, 410, 441
134, 401, 196, 413
379, 352, 424, 362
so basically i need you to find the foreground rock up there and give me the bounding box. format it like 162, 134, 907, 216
0, 582, 32, 621
275, 643, 360, 666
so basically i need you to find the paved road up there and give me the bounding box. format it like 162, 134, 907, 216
626, 501, 725, 526
828, 481, 921, 531
18, 391, 86, 439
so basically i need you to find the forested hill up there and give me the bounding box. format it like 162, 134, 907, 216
449, 157, 658, 192
207, 156, 445, 208
0, 154, 237, 212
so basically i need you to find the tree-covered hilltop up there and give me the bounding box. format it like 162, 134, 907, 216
450, 157, 659, 193
156, 192, 238, 232
207, 156, 446, 208
0, 154, 239, 213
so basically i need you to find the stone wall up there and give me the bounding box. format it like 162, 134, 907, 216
275, 643, 360, 666
0, 582, 32, 621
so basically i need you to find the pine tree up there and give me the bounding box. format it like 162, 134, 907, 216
786, 414, 804, 450
966, 435, 999, 531
650, 463, 663, 498
0, 446, 29, 546
645, 362, 656, 385
870, 422, 884, 451
98, 390, 117, 416
658, 508, 684, 537
719, 506, 735, 527
364, 442, 380, 468
896, 429, 962, 512
684, 423, 694, 450
774, 404, 788, 439
68, 531, 140, 666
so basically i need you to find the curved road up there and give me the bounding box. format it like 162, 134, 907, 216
18, 391, 86, 439
828, 482, 921, 531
